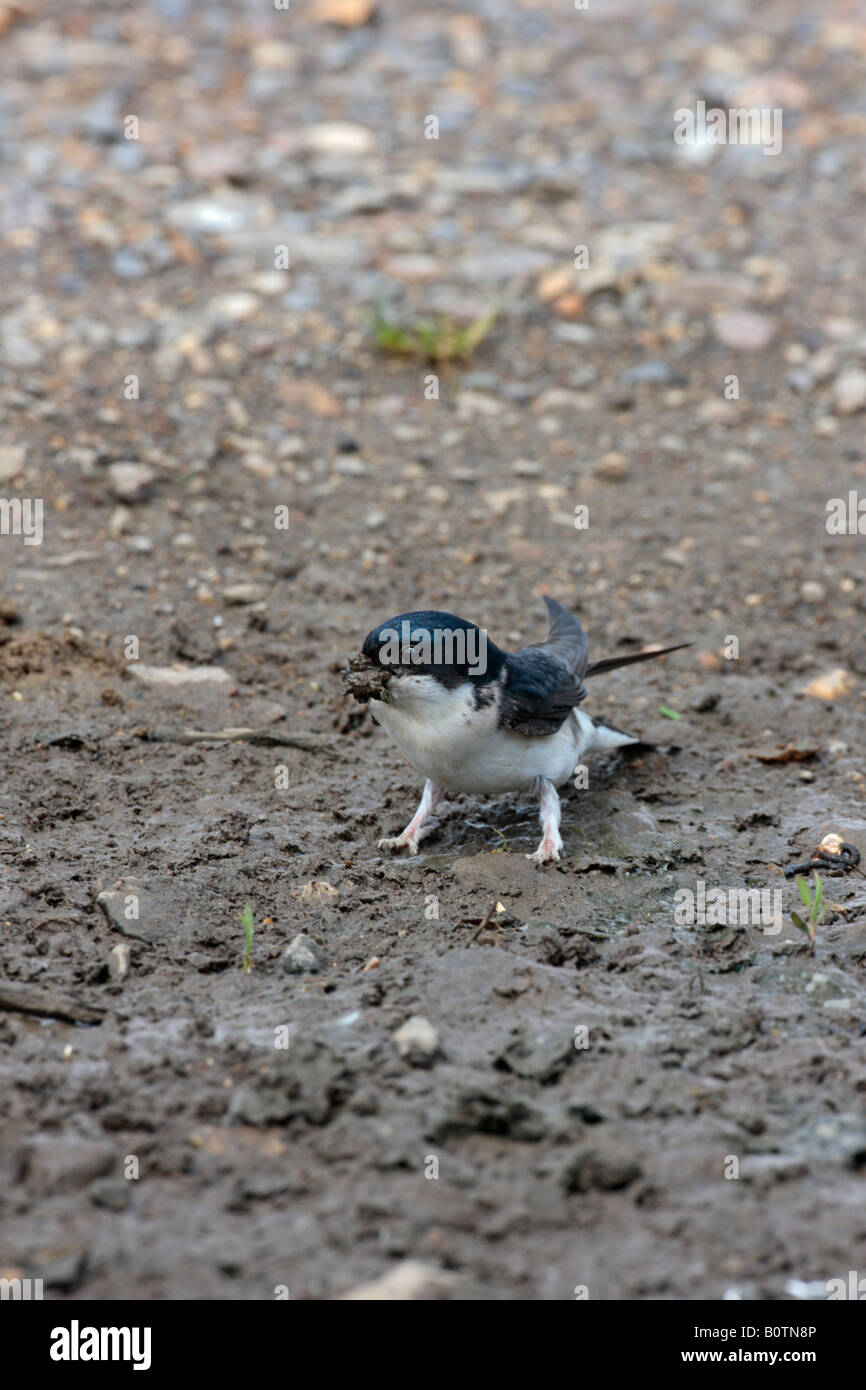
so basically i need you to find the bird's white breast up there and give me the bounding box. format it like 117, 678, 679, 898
369, 676, 594, 795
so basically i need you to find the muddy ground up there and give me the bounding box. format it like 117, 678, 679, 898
1, 1, 865, 1301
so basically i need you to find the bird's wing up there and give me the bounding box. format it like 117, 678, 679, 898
518, 596, 589, 677
498, 648, 586, 736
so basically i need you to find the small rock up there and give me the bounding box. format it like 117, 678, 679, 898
89, 1177, 131, 1211
621, 360, 672, 385
107, 505, 132, 537
96, 879, 155, 944
304, 122, 374, 156
496, 1030, 573, 1083
312, 0, 376, 25
801, 668, 856, 701
223, 583, 267, 606
813, 415, 839, 437
108, 943, 130, 982
282, 934, 324, 975
334, 454, 368, 476
128, 664, 233, 687
0, 445, 26, 481
340, 1261, 460, 1301
800, 581, 826, 603
712, 310, 775, 351
250, 39, 297, 70
690, 687, 721, 712
832, 369, 866, 415
393, 1015, 439, 1067
19, 1138, 115, 1196
561, 1146, 642, 1193
594, 451, 630, 481
107, 462, 156, 503
292, 880, 339, 905
210, 292, 260, 323
786, 368, 814, 394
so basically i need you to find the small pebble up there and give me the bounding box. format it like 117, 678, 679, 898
392, 1015, 439, 1067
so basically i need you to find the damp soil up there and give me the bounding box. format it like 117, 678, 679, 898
1, 0, 866, 1301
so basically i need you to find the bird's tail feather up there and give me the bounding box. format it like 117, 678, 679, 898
584, 642, 691, 678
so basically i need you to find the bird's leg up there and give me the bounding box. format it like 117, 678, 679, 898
378, 779, 443, 855
527, 777, 563, 865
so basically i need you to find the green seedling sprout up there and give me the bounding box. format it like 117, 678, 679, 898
240, 902, 254, 972
791, 872, 824, 955
370, 304, 498, 363
657, 705, 682, 720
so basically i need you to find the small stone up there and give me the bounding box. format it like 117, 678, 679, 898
561, 1145, 642, 1193
712, 310, 775, 351
240, 454, 276, 480
89, 1177, 131, 1211
392, 1015, 439, 1067
210, 292, 260, 323
594, 451, 630, 481
304, 122, 374, 156
622, 360, 672, 385
19, 1138, 116, 1196
832, 369, 866, 415
107, 462, 156, 503
801, 668, 856, 701
0, 445, 26, 481
107, 505, 132, 537
690, 687, 721, 712
496, 1030, 573, 1083
250, 39, 297, 69
311, 0, 376, 25
800, 581, 826, 603
662, 547, 687, 567
334, 454, 367, 476
108, 942, 130, 982
223, 583, 266, 606
292, 880, 339, 905
786, 368, 814, 394
128, 664, 233, 687
282, 934, 324, 975
340, 1261, 460, 1301
111, 251, 147, 280
813, 415, 839, 437
96, 879, 155, 944
278, 435, 305, 459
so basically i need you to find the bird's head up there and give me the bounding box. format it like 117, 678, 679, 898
360, 610, 504, 708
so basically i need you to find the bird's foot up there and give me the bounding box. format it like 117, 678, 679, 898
378, 833, 422, 856
527, 833, 562, 866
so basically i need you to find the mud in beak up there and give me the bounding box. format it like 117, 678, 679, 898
342, 650, 394, 704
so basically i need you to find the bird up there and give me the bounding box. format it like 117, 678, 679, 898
348, 596, 689, 865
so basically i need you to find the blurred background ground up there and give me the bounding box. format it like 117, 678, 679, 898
0, 0, 865, 1300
